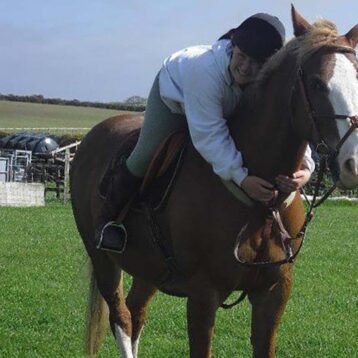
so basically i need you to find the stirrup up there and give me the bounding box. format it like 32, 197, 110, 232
96, 221, 128, 254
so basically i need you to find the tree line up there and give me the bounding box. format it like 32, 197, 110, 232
0, 94, 146, 112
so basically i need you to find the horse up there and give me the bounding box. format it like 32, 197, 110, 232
70, 6, 358, 358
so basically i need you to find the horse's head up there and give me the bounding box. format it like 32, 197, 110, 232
290, 6, 358, 189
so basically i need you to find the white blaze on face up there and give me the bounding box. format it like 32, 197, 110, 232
327, 53, 358, 188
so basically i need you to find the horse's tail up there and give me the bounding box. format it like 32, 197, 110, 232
85, 262, 109, 357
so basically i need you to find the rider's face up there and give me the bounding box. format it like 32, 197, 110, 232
230, 46, 262, 86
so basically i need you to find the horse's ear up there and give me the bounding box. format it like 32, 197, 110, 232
345, 24, 358, 48
291, 4, 312, 37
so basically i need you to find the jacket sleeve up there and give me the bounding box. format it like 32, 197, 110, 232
302, 144, 315, 173
182, 65, 248, 186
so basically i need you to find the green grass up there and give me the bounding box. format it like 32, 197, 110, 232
0, 201, 357, 357
0, 100, 132, 129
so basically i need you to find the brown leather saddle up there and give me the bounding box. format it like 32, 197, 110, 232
109, 128, 188, 212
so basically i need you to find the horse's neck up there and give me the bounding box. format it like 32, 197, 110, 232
231, 60, 306, 182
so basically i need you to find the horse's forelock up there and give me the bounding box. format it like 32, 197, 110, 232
298, 19, 339, 61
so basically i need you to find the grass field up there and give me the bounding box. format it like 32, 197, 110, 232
0, 100, 133, 129
0, 200, 357, 357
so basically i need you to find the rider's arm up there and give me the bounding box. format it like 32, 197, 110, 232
303, 144, 315, 174
181, 63, 275, 202
275, 144, 315, 193
182, 66, 248, 186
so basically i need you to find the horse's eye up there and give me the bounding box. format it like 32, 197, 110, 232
309, 77, 326, 92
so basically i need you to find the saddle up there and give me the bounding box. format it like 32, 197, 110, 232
139, 130, 188, 209
110, 128, 188, 212
112, 129, 188, 289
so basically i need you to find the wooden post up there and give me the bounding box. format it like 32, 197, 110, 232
64, 148, 70, 203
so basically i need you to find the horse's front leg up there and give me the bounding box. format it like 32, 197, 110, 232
126, 277, 157, 358
186, 279, 224, 358
248, 268, 292, 358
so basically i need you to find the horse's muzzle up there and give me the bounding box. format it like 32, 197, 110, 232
337, 155, 358, 189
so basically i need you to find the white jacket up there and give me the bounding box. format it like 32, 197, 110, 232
159, 39, 315, 185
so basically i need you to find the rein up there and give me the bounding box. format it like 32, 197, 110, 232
234, 44, 358, 268
222, 155, 331, 309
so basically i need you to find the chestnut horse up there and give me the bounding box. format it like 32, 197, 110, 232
70, 7, 358, 358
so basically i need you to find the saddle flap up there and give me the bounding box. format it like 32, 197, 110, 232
140, 129, 187, 196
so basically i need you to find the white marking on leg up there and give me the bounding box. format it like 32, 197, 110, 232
132, 327, 143, 358
114, 324, 133, 358
328, 54, 358, 187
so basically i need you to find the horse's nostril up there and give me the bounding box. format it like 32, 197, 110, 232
344, 158, 358, 176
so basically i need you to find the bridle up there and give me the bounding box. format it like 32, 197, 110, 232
235, 44, 358, 268
295, 45, 358, 197
295, 45, 358, 160
225, 43, 358, 309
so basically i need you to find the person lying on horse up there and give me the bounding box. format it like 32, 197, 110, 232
96, 13, 315, 253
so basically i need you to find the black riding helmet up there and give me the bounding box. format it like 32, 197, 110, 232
219, 13, 286, 62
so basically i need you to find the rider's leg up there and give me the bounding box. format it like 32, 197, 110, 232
96, 73, 186, 252
126, 74, 186, 177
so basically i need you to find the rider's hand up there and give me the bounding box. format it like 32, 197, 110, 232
275, 168, 311, 193
241, 176, 275, 203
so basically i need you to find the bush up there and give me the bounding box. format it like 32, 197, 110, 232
0, 131, 9, 139
0, 95, 146, 112
55, 133, 84, 147
304, 164, 358, 198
